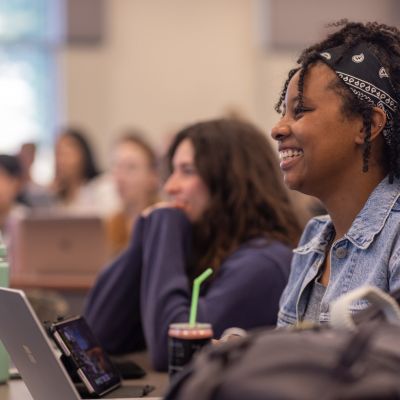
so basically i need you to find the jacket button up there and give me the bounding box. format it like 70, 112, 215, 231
335, 247, 347, 259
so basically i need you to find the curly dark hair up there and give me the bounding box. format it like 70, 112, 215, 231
275, 20, 400, 182
167, 118, 302, 278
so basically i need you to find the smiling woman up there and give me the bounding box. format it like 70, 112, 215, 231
273, 63, 374, 199
272, 20, 400, 326
84, 118, 302, 371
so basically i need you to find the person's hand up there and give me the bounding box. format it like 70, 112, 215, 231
141, 201, 174, 217
212, 327, 248, 345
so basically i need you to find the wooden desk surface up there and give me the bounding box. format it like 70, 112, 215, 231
11, 273, 96, 291
0, 352, 168, 400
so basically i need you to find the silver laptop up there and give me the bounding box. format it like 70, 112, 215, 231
0, 288, 158, 400
9, 215, 109, 288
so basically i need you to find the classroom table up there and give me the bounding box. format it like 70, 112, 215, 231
0, 351, 168, 400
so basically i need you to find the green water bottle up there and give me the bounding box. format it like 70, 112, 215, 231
0, 235, 9, 383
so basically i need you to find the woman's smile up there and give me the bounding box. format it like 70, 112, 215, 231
278, 148, 304, 170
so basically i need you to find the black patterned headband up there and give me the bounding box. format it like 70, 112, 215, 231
317, 42, 398, 142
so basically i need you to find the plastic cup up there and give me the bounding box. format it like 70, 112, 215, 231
168, 322, 213, 378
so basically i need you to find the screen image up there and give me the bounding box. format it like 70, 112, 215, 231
54, 317, 120, 394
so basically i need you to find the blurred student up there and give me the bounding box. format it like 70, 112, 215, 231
106, 133, 159, 256
0, 155, 26, 241
18, 143, 35, 191
85, 118, 302, 370
17, 142, 53, 208
52, 127, 119, 216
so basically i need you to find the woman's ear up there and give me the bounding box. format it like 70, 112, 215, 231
355, 107, 387, 144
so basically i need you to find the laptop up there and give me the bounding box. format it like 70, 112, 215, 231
0, 287, 160, 400
9, 215, 109, 288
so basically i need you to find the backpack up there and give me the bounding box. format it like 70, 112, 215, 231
164, 286, 400, 400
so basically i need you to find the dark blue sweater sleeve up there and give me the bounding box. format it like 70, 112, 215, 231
140, 208, 192, 371
84, 218, 146, 354
140, 208, 292, 371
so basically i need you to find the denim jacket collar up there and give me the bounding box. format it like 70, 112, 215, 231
294, 216, 333, 255
346, 177, 400, 249
295, 177, 400, 255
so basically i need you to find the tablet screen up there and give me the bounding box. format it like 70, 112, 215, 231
52, 316, 121, 395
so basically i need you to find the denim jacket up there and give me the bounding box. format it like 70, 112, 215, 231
278, 177, 400, 326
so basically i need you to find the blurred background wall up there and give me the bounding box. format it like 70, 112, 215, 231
1, 0, 400, 181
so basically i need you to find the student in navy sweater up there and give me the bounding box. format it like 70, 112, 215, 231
84, 118, 302, 370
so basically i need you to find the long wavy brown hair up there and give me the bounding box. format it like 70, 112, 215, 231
167, 118, 302, 278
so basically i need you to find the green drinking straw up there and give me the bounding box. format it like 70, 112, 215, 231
189, 268, 213, 326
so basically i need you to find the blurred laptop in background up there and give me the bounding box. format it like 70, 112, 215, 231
9, 215, 108, 290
